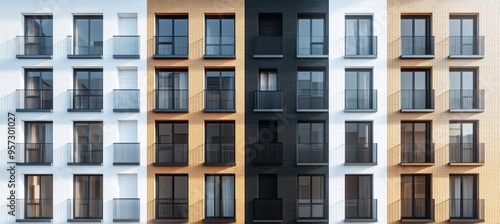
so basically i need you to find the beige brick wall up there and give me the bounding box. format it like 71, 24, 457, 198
147, 0, 245, 223
387, 0, 500, 223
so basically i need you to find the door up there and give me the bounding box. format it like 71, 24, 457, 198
74, 175, 103, 218
401, 122, 431, 163
25, 175, 53, 219
345, 175, 372, 218
450, 175, 477, 218
401, 16, 431, 55
401, 70, 431, 109
449, 122, 476, 162
346, 69, 372, 109
450, 16, 477, 55
345, 122, 372, 162
450, 70, 477, 109
346, 16, 373, 55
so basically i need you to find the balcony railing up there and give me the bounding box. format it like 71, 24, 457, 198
67, 143, 103, 165
449, 89, 485, 111
16, 36, 53, 58
297, 198, 327, 220
345, 199, 377, 221
16, 89, 53, 112
297, 90, 328, 111
16, 143, 53, 164
16, 199, 53, 221
345, 143, 377, 164
155, 198, 188, 220
204, 36, 235, 58
67, 89, 103, 112
205, 143, 235, 165
345, 90, 377, 111
113, 198, 140, 222
401, 36, 435, 57
401, 89, 435, 111
401, 143, 435, 164
253, 199, 283, 221
154, 143, 188, 165
253, 36, 283, 57
449, 143, 485, 164
449, 36, 485, 58
401, 198, 435, 221
345, 36, 377, 58
297, 143, 328, 164
204, 90, 235, 112
113, 89, 139, 112
113, 35, 139, 58
113, 143, 140, 165
154, 89, 188, 112
251, 142, 283, 165
297, 35, 328, 56
254, 91, 283, 112
67, 199, 103, 220
67, 35, 103, 58
153, 36, 188, 58
449, 199, 485, 221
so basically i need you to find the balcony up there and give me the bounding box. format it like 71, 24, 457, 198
204, 36, 235, 59
254, 91, 283, 112
67, 35, 103, 59
401, 199, 435, 222
345, 90, 377, 112
253, 199, 283, 222
67, 199, 103, 222
16, 199, 53, 222
205, 143, 235, 165
401, 36, 435, 58
449, 89, 485, 112
154, 143, 188, 166
16, 36, 53, 59
113, 35, 139, 59
16, 89, 53, 112
251, 142, 283, 165
345, 199, 377, 222
153, 36, 188, 59
253, 36, 283, 58
297, 35, 328, 58
449, 199, 485, 222
297, 143, 328, 165
449, 143, 485, 165
113, 89, 139, 112
401, 143, 435, 165
67, 89, 103, 112
449, 36, 485, 58
345, 36, 378, 59
153, 89, 188, 112
297, 198, 328, 222
297, 90, 328, 112
67, 143, 103, 165
345, 143, 377, 165
16, 143, 53, 165
154, 199, 188, 222
204, 198, 236, 222
113, 143, 140, 165
113, 198, 140, 222
204, 90, 235, 112
401, 89, 435, 112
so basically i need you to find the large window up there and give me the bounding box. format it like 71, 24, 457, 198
450, 175, 481, 220
297, 122, 326, 164
401, 69, 433, 110
72, 122, 103, 164
345, 122, 374, 163
73, 175, 103, 219
298, 175, 325, 219
401, 16, 433, 56
450, 16, 482, 56
155, 122, 188, 164
21, 69, 53, 111
73, 16, 103, 55
155, 16, 188, 56
205, 175, 235, 220
401, 122, 432, 163
23, 122, 53, 164
345, 175, 374, 220
449, 122, 481, 163
24, 175, 53, 219
155, 70, 188, 111
297, 15, 326, 56
205, 16, 235, 56
345, 16, 375, 56
449, 69, 483, 110
22, 16, 52, 56
71, 69, 103, 110
401, 175, 432, 219
205, 122, 235, 164
345, 69, 375, 110
205, 70, 235, 111
156, 175, 188, 220
297, 70, 326, 110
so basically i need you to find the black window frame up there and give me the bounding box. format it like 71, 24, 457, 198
154, 69, 189, 111
70, 69, 103, 111
204, 122, 235, 165
154, 122, 188, 165
204, 15, 235, 57
72, 15, 103, 56
297, 14, 327, 56
401, 121, 433, 163
297, 175, 326, 219
72, 175, 103, 219
401, 174, 432, 220
204, 174, 236, 221
345, 174, 375, 220
24, 174, 53, 219
155, 16, 188, 57
21, 69, 53, 111
71, 121, 103, 164
22, 15, 53, 56
155, 174, 189, 220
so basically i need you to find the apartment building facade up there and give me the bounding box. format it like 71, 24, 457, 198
0, 0, 147, 223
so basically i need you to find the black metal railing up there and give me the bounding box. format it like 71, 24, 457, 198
205, 90, 235, 111
113, 198, 140, 221
155, 198, 188, 220
16, 199, 53, 220
345, 36, 377, 57
401, 198, 434, 220
205, 198, 235, 219
345, 143, 377, 164
154, 89, 188, 111
449, 36, 485, 56
297, 35, 328, 56
345, 199, 377, 220
16, 89, 53, 111
205, 143, 235, 164
114, 89, 139, 111
113, 143, 140, 164
450, 199, 484, 220
154, 143, 188, 165
345, 90, 377, 110
68, 89, 103, 110
253, 198, 283, 221
253, 36, 283, 56
113, 35, 139, 57
154, 36, 188, 56
254, 91, 283, 111
297, 90, 328, 110
205, 36, 235, 56
297, 143, 328, 164
16, 143, 53, 164
401, 143, 435, 163
251, 142, 283, 164
297, 198, 327, 219
16, 36, 53, 56
449, 89, 485, 110
67, 36, 103, 56
68, 199, 103, 219
449, 143, 485, 163
67, 143, 103, 164
401, 36, 435, 56
401, 89, 435, 110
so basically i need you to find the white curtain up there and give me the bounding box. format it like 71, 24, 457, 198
222, 176, 234, 217
260, 72, 277, 91
206, 176, 215, 217
462, 176, 474, 217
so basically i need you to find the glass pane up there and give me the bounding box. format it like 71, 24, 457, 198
76, 19, 89, 47
221, 19, 234, 37
414, 19, 427, 36
449, 123, 461, 144
461, 71, 474, 90
359, 19, 371, 36
401, 71, 413, 89
449, 71, 461, 89
207, 19, 220, 37
158, 19, 172, 36
462, 123, 474, 144
174, 176, 188, 199
401, 19, 413, 36
206, 124, 220, 144
462, 19, 474, 36
346, 19, 357, 36
158, 176, 173, 198
174, 19, 187, 36
450, 19, 461, 36
345, 71, 357, 89
311, 123, 324, 144
414, 71, 427, 90
297, 123, 311, 144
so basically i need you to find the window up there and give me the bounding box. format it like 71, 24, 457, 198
205, 70, 235, 111
401, 175, 432, 220
450, 175, 483, 220
259, 70, 277, 91
156, 175, 188, 220
450, 16, 483, 56
253, 121, 282, 164
401, 122, 433, 163
72, 175, 103, 219
345, 175, 374, 220
205, 16, 235, 57
23, 175, 53, 219
254, 13, 283, 56
298, 175, 325, 219
155, 16, 188, 57
297, 70, 327, 111
22, 122, 53, 164
297, 122, 327, 164
401, 16, 433, 56
259, 14, 282, 36
20, 16, 52, 56
71, 122, 103, 164
449, 122, 482, 163
205, 175, 235, 220
297, 15, 326, 56
73, 16, 103, 56
345, 16, 375, 57
155, 122, 188, 164
345, 122, 375, 163
401, 69, 433, 110
155, 70, 188, 111
345, 69, 376, 110
449, 69, 483, 110
70, 69, 103, 111
255, 70, 281, 111
20, 69, 53, 111
205, 122, 235, 164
